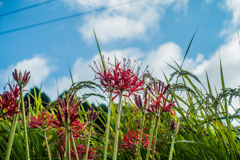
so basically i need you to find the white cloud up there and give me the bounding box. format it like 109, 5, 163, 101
225, 0, 240, 26
192, 33, 240, 89
220, 0, 240, 36
63, 0, 189, 43
0, 1, 3, 7
79, 15, 151, 43
172, 0, 189, 13
0, 55, 53, 90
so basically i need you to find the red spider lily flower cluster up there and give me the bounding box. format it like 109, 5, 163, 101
87, 107, 99, 122
148, 96, 175, 116
89, 57, 117, 92
112, 58, 145, 100
57, 120, 88, 158
146, 80, 175, 115
0, 84, 20, 118
120, 129, 152, 155
12, 69, 31, 87
53, 97, 88, 158
147, 80, 170, 113
70, 144, 100, 160
71, 119, 88, 140
52, 95, 82, 128
28, 112, 53, 130
161, 97, 175, 116
90, 57, 145, 100
112, 66, 144, 100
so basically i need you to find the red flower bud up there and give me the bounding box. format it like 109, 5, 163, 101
12, 69, 31, 87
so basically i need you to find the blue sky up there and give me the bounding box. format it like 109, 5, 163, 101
0, 0, 240, 108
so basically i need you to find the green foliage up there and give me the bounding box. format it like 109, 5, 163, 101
24, 87, 51, 108
1, 62, 240, 159
1, 45, 240, 159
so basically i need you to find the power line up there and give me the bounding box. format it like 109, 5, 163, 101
0, 0, 56, 18
0, 0, 141, 35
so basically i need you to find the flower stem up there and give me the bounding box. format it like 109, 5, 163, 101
71, 131, 79, 160
65, 124, 70, 160
136, 111, 146, 160
20, 86, 30, 160
5, 101, 21, 160
168, 136, 175, 160
152, 115, 160, 160
85, 123, 93, 160
146, 115, 155, 160
103, 91, 113, 160
113, 91, 123, 160
44, 130, 52, 160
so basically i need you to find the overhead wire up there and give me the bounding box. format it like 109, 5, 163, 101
0, 0, 57, 17
0, 0, 141, 35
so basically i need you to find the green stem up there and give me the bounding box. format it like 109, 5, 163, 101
146, 115, 156, 160
103, 91, 113, 160
44, 130, 52, 160
136, 111, 146, 160
20, 86, 30, 160
168, 136, 175, 160
71, 131, 79, 160
65, 124, 70, 160
85, 123, 93, 160
5, 101, 21, 160
152, 115, 160, 160
113, 91, 123, 160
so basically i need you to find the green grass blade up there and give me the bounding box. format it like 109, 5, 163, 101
181, 25, 199, 67
93, 29, 106, 71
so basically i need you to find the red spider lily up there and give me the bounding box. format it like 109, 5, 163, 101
28, 112, 53, 130
70, 144, 100, 160
57, 134, 98, 159
12, 69, 31, 87
56, 120, 88, 149
120, 129, 151, 155
90, 57, 145, 101
52, 94, 82, 127
147, 94, 162, 113
0, 84, 20, 118
8, 83, 20, 98
161, 97, 175, 116
89, 57, 119, 92
146, 80, 174, 114
71, 119, 88, 140
112, 66, 144, 100
147, 95, 175, 116
56, 128, 66, 147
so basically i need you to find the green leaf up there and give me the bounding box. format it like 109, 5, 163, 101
93, 29, 106, 72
